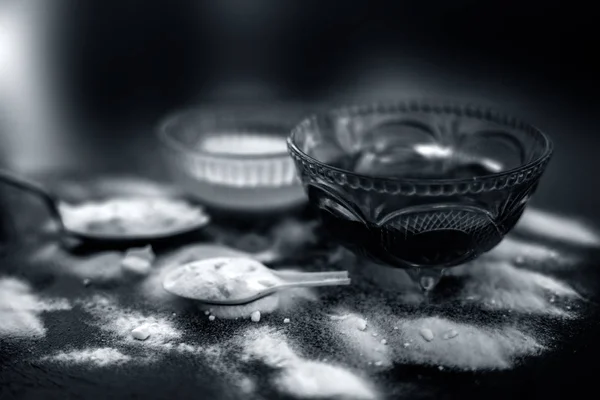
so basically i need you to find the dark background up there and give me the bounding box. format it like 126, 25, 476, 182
54, 0, 599, 128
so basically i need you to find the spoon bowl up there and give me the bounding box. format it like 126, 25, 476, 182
162, 257, 350, 305
0, 170, 211, 244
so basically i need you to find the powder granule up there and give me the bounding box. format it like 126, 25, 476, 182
42, 348, 131, 367
395, 317, 544, 370
122, 245, 156, 275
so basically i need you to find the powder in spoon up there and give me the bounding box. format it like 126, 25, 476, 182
59, 197, 209, 237
163, 257, 281, 302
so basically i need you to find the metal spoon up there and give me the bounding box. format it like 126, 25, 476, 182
0, 169, 210, 243
163, 265, 351, 305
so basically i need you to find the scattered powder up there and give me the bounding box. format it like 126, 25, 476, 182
0, 277, 46, 339
517, 208, 600, 247
240, 327, 378, 400
395, 317, 544, 370
42, 348, 131, 367
450, 260, 581, 316
328, 314, 350, 321
276, 361, 377, 400
31, 244, 125, 283
328, 311, 392, 368
489, 237, 573, 265
82, 296, 181, 348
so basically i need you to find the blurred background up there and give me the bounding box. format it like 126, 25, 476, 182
1, 0, 599, 214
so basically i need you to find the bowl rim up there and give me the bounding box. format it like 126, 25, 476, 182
157, 108, 294, 161
287, 100, 554, 187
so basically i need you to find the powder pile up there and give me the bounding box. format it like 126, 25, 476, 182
42, 348, 132, 367
31, 244, 125, 284
488, 237, 573, 266
517, 208, 600, 247
450, 260, 581, 316
0, 277, 70, 339
59, 197, 209, 237
0, 277, 46, 339
394, 317, 544, 370
328, 311, 392, 368
240, 326, 378, 400
81, 296, 181, 349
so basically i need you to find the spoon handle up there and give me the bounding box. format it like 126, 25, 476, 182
0, 169, 64, 229
274, 270, 350, 283
276, 277, 351, 289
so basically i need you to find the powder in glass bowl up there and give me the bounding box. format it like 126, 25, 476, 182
200, 134, 288, 155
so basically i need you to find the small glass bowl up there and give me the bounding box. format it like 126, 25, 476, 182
287, 101, 553, 271
158, 106, 308, 212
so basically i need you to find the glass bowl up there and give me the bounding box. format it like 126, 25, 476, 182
158, 106, 308, 213
287, 101, 553, 285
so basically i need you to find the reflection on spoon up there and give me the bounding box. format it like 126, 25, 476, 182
162, 257, 351, 305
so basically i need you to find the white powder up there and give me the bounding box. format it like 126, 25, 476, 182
450, 260, 580, 316
139, 244, 249, 304
276, 361, 377, 400
0, 277, 69, 339
328, 311, 392, 368
140, 245, 317, 318
122, 245, 156, 275
163, 257, 279, 302
42, 348, 131, 367
240, 327, 378, 400
59, 197, 209, 237
31, 244, 125, 283
201, 134, 287, 155
517, 208, 600, 247
81, 296, 181, 348
489, 237, 573, 266
394, 317, 544, 370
